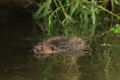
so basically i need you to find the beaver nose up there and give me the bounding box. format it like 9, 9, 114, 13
32, 48, 39, 54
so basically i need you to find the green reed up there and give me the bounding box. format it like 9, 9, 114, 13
33, 0, 120, 36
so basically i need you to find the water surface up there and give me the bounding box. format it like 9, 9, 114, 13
0, 20, 120, 80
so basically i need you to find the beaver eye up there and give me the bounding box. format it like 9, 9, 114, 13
40, 46, 43, 50
51, 47, 55, 51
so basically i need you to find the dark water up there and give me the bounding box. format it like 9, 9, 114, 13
0, 28, 120, 80
0, 22, 120, 80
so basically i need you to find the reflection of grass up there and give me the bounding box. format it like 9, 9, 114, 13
104, 47, 112, 80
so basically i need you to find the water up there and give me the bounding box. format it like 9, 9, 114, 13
0, 14, 120, 80
0, 26, 119, 80
104, 35, 120, 80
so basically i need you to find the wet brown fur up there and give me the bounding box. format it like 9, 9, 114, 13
33, 37, 85, 56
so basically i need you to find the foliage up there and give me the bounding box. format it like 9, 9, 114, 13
33, 0, 120, 37
110, 24, 120, 33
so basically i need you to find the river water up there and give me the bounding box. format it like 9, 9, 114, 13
0, 19, 120, 80
0, 26, 120, 80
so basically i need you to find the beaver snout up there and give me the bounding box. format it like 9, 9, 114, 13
32, 47, 40, 54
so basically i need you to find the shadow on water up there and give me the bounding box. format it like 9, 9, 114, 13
0, 6, 39, 80
0, 7, 120, 80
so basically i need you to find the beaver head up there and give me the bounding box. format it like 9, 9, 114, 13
32, 43, 60, 55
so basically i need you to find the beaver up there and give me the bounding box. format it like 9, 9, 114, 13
32, 37, 85, 56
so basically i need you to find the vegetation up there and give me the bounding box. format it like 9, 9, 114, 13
33, 0, 120, 37
110, 24, 120, 33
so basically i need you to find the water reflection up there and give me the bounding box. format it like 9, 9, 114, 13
104, 36, 120, 80
0, 25, 120, 80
